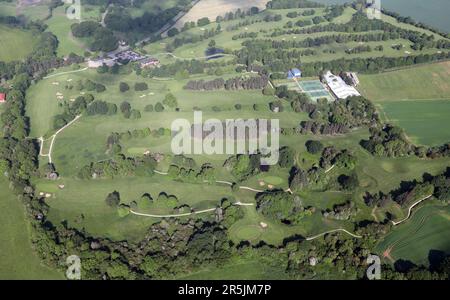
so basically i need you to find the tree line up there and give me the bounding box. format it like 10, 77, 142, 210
184, 75, 268, 90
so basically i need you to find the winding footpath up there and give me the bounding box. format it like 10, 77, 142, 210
133, 170, 362, 241
39, 115, 82, 163
391, 194, 433, 226
43, 67, 88, 79
306, 228, 362, 240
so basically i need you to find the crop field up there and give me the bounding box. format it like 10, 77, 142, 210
0, 25, 37, 62
0, 179, 62, 279
378, 100, 450, 146
376, 204, 450, 266
358, 62, 450, 146
358, 62, 450, 102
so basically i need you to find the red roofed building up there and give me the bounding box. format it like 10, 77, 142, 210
0, 93, 6, 103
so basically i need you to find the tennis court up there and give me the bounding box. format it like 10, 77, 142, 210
274, 79, 334, 102
298, 80, 334, 102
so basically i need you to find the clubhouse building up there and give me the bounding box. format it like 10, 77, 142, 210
324, 71, 360, 99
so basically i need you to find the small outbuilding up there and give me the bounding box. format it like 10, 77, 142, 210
287, 68, 302, 79
0, 93, 6, 103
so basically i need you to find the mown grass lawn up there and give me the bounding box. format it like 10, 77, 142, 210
0, 25, 37, 62
36, 175, 255, 241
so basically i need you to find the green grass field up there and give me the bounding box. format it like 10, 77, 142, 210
358, 62, 450, 146
36, 174, 256, 241
0, 179, 63, 279
359, 61, 450, 102
376, 204, 450, 266
21, 1, 450, 254
0, 25, 37, 62
378, 100, 450, 146
178, 258, 290, 280
44, 5, 100, 56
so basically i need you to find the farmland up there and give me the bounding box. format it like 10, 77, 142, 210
376, 204, 450, 266
378, 100, 450, 146
358, 62, 450, 146
359, 62, 450, 102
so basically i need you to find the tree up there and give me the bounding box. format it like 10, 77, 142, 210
256, 190, 303, 223
134, 82, 148, 91
119, 82, 130, 93
338, 173, 359, 191
163, 93, 178, 108
278, 146, 295, 168
120, 101, 131, 114
155, 102, 165, 112
197, 17, 210, 27
208, 39, 216, 48
96, 83, 106, 93
167, 27, 179, 37
130, 109, 141, 119
105, 191, 120, 207
305, 140, 324, 154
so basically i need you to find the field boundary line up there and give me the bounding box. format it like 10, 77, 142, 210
391, 194, 433, 226
368, 59, 450, 75
374, 97, 450, 103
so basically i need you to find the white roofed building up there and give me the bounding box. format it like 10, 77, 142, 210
324, 71, 361, 99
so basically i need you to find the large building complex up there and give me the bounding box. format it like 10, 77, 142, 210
324, 71, 361, 99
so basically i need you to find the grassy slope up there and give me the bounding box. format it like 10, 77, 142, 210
178, 258, 290, 280
379, 100, 450, 146
0, 179, 63, 279
376, 204, 450, 266
24, 3, 450, 248
145, 7, 440, 65
358, 62, 450, 146
36, 175, 256, 241
0, 25, 37, 62
44, 6, 100, 57
358, 61, 450, 102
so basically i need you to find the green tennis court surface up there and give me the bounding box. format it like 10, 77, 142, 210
298, 80, 334, 102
